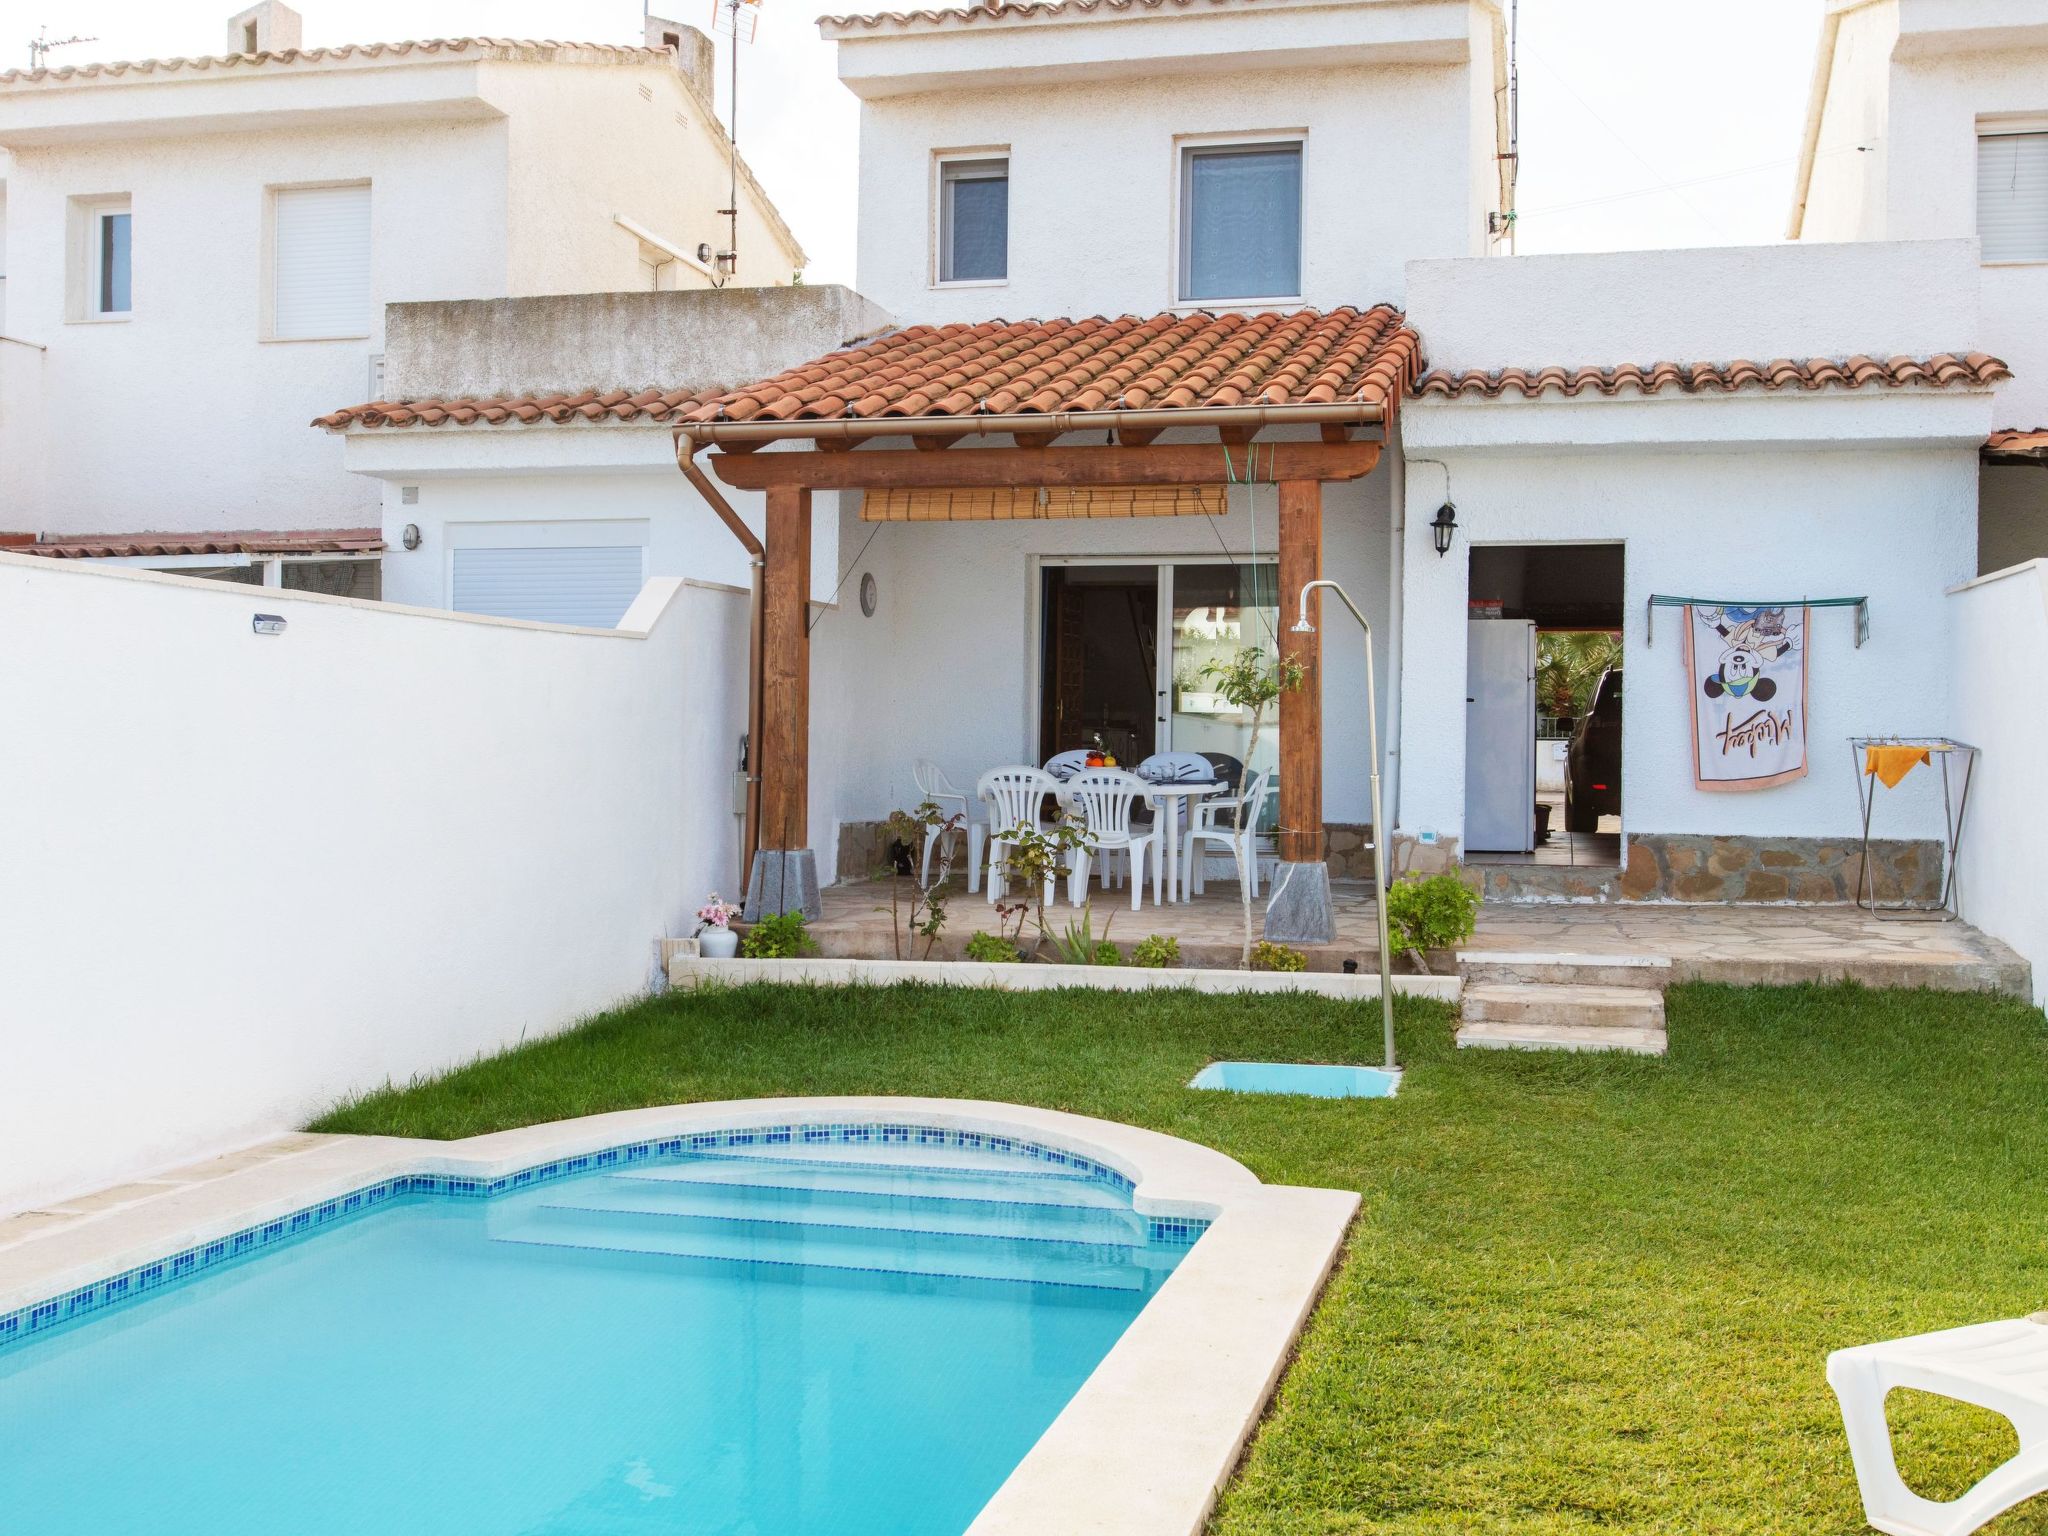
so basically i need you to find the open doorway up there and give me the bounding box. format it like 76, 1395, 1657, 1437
1039, 564, 1161, 765
1464, 543, 1624, 866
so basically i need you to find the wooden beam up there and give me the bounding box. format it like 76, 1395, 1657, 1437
758, 485, 812, 850
711, 439, 1381, 491
1277, 479, 1323, 864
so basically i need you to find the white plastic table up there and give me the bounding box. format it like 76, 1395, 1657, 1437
1144, 781, 1223, 904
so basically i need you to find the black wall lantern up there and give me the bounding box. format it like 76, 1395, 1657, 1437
1430, 501, 1458, 557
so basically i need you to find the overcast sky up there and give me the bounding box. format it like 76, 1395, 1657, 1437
10, 0, 1825, 284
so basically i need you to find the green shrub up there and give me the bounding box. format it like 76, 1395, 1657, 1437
738, 912, 819, 959
965, 931, 1022, 964
1091, 940, 1122, 966
1131, 934, 1180, 969
1384, 873, 1481, 970
1250, 940, 1307, 973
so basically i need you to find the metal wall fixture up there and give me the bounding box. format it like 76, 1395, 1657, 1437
1430, 501, 1458, 557
401, 523, 422, 551
251, 614, 287, 636
859, 571, 878, 617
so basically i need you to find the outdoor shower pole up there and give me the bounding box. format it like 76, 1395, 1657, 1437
1292, 579, 1397, 1070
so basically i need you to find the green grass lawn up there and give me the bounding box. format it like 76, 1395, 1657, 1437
313, 980, 2048, 1535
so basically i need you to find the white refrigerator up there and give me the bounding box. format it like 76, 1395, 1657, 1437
1464, 619, 1536, 853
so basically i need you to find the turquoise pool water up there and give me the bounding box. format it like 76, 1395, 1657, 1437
0, 1138, 1189, 1535
1189, 1061, 1402, 1098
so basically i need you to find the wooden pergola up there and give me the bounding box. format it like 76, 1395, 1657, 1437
671, 309, 1422, 923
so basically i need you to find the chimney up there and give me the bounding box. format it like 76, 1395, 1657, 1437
644, 15, 716, 97
225, 2, 304, 55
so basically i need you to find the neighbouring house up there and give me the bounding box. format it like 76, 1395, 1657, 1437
0, 1, 805, 586
1790, 0, 2048, 570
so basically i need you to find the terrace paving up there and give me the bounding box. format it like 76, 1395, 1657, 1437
810, 877, 2031, 995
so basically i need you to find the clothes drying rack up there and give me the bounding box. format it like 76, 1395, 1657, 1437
1847, 736, 1978, 921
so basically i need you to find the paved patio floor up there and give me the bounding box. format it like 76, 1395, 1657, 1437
813, 877, 2031, 995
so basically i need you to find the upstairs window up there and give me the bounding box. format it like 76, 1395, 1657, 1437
1180, 141, 1302, 303
94, 203, 132, 316
1978, 130, 2048, 263
271, 182, 371, 339
939, 156, 1008, 284
68, 195, 132, 320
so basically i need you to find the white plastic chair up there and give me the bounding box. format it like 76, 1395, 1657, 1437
978, 766, 1061, 908
911, 759, 986, 894
1060, 768, 1160, 910
1184, 768, 1272, 898
1827, 1313, 2048, 1536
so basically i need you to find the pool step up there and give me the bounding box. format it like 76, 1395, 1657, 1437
620, 1158, 1134, 1215
489, 1208, 1150, 1292
539, 1178, 1146, 1249
1456, 979, 1668, 1056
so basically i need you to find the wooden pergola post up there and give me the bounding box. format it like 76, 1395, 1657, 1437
745, 484, 818, 919
1277, 479, 1323, 864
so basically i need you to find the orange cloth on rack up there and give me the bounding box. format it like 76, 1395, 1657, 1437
1864, 745, 1931, 789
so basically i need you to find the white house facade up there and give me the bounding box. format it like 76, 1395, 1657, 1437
0, 3, 804, 567
1791, 0, 2048, 570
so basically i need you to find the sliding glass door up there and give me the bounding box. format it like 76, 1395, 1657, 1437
1038, 559, 1278, 809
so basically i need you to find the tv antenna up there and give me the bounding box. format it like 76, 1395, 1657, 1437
709, 0, 762, 288
28, 26, 98, 70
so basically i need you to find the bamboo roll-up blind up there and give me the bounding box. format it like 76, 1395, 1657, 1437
861, 484, 1228, 522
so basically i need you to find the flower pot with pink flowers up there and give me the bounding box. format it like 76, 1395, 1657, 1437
695, 894, 742, 959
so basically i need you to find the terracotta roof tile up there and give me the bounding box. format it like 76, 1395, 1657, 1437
683, 307, 1420, 429
313, 387, 726, 432
21, 528, 385, 559
0, 38, 667, 87
317, 308, 1423, 436
1413, 353, 2011, 400
1985, 428, 2048, 462
822, 0, 1268, 31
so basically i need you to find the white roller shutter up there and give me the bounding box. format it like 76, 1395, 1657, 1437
1978, 132, 2048, 263
273, 184, 371, 339
451, 546, 646, 628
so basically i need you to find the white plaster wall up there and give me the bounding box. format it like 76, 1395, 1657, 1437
1392, 433, 1976, 845
1408, 239, 1984, 371
852, 61, 1484, 322
488, 60, 802, 294
350, 433, 840, 616
1798, 0, 1901, 243
2, 119, 508, 535
0, 553, 750, 1215
1949, 557, 2048, 1006
812, 454, 1395, 840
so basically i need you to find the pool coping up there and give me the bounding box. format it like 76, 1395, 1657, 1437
0, 1097, 1358, 1536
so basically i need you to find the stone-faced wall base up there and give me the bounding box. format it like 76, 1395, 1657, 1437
1618, 833, 1943, 904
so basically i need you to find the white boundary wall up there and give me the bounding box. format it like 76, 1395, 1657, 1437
1949, 560, 2048, 1008
0, 553, 747, 1214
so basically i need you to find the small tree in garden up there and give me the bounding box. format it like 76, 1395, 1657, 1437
876, 800, 963, 961
1197, 645, 1305, 968
1383, 872, 1481, 974
996, 818, 1094, 960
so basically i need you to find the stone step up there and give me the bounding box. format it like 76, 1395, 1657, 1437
1455, 1021, 1669, 1056
1457, 951, 1674, 990
1459, 981, 1666, 1031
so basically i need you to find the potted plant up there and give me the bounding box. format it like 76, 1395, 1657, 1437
695, 894, 742, 959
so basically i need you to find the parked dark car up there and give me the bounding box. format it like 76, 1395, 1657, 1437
1565, 668, 1622, 833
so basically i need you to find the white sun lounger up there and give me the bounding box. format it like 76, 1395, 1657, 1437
1827, 1313, 2048, 1536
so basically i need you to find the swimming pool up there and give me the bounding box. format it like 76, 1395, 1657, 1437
0, 1124, 1200, 1536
